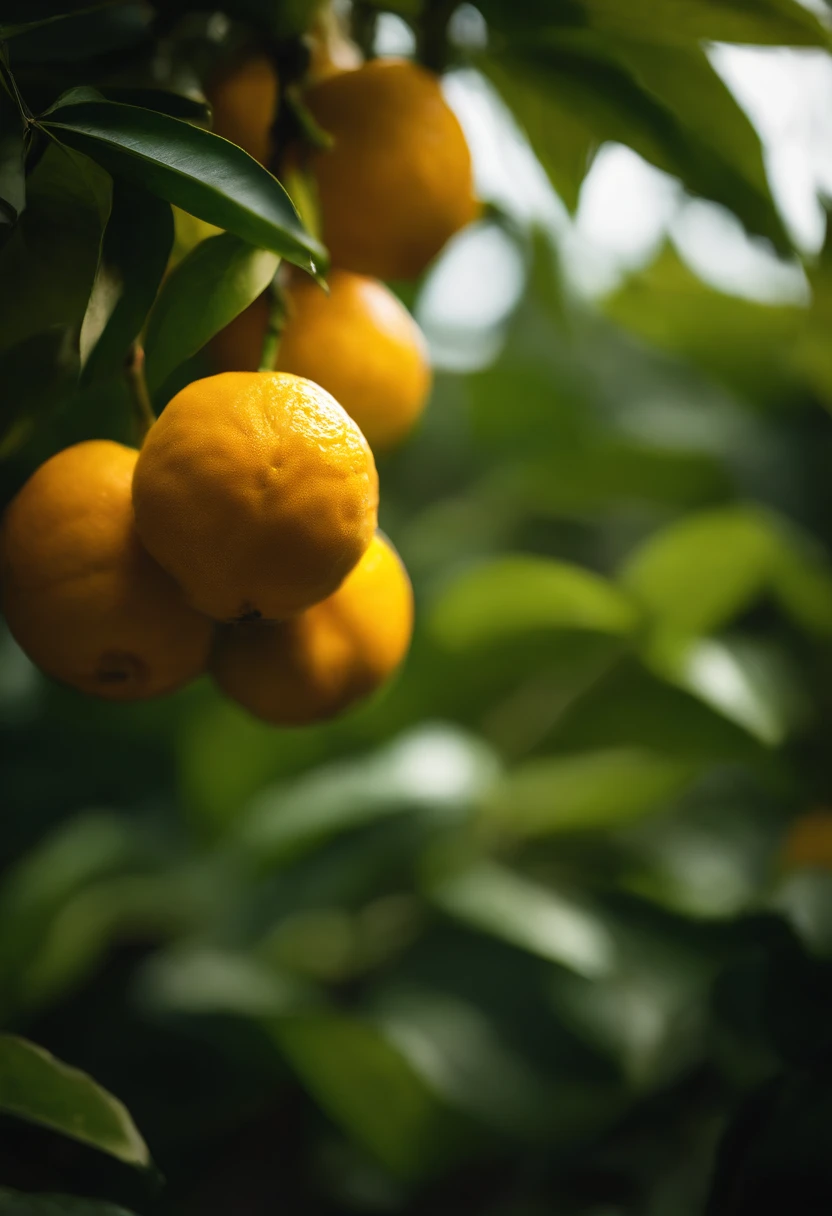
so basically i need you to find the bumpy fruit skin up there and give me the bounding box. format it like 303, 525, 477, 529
208, 52, 279, 165
304, 59, 478, 280
132, 371, 379, 623
211, 533, 413, 724
211, 270, 432, 452
0, 441, 213, 700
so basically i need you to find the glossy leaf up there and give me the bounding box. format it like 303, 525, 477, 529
621, 507, 777, 634
0, 141, 110, 356
41, 96, 326, 276
483, 747, 697, 834
273, 1014, 466, 1177
143, 232, 278, 393
427, 861, 617, 977
0, 1191, 136, 1216
431, 556, 638, 651
81, 182, 173, 385
0, 1035, 150, 1167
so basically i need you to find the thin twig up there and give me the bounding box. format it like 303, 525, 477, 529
125, 342, 156, 444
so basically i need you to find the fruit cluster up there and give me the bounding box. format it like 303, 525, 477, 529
0, 51, 476, 727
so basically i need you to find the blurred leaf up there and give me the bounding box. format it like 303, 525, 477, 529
771, 530, 832, 638
479, 55, 596, 212
427, 861, 617, 977
431, 556, 639, 652
479, 34, 789, 251
143, 232, 278, 393
0, 83, 26, 222
41, 94, 326, 277
6, 6, 150, 61
605, 245, 803, 405
0, 326, 78, 456
372, 984, 622, 1141
0, 1191, 136, 1216
479, 0, 830, 45
484, 748, 696, 834
0, 141, 110, 355
644, 635, 805, 746
238, 725, 500, 866
621, 507, 776, 633
81, 182, 173, 385
137, 945, 318, 1018
0, 2, 122, 38
0, 1035, 150, 1167
272, 1014, 469, 1178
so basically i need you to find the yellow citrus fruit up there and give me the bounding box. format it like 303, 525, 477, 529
132, 371, 379, 623
210, 270, 432, 451
303, 58, 478, 280
207, 52, 279, 165
211, 532, 413, 724
0, 441, 213, 700
781, 811, 832, 870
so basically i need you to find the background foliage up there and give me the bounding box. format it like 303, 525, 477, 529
4, 1, 832, 1213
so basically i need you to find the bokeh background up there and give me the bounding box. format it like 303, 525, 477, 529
6, 3, 832, 1214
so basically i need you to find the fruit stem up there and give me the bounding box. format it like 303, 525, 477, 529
125, 343, 156, 443
259, 281, 287, 372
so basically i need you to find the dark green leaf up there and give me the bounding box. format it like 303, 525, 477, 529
0, 84, 26, 222
41, 98, 326, 276
81, 182, 173, 386
0, 2, 120, 39
0, 140, 110, 355
97, 87, 211, 123
479, 0, 830, 47
273, 1014, 468, 1178
479, 54, 597, 212
0, 1190, 136, 1215
143, 232, 278, 394
0, 326, 78, 456
487, 35, 789, 252
0, 1035, 150, 1167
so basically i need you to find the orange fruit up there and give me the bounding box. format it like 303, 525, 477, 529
207, 52, 279, 165
780, 810, 832, 870
303, 58, 478, 280
211, 532, 413, 724
210, 270, 432, 451
0, 441, 212, 700
132, 371, 378, 623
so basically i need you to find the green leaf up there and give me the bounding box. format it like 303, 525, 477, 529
0, 140, 110, 356
486, 35, 789, 251
41, 97, 326, 276
143, 232, 278, 394
605, 245, 803, 406
431, 556, 639, 651
0, 327, 78, 456
620, 506, 777, 634
479, 0, 830, 46
238, 726, 499, 866
0, 1190, 136, 1216
273, 1014, 467, 1178
483, 747, 696, 834
97, 87, 211, 123
0, 83, 26, 222
0, 1035, 150, 1168
479, 54, 597, 212
81, 181, 173, 385
0, 2, 120, 39
427, 861, 616, 977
